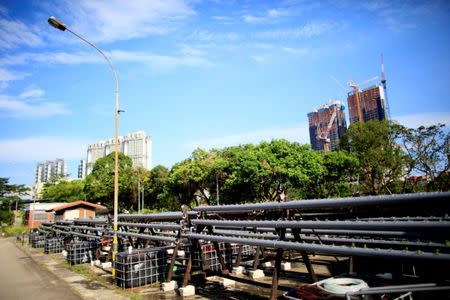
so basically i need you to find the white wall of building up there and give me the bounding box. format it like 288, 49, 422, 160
86, 131, 152, 174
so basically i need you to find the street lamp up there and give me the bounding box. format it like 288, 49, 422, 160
48, 16, 120, 277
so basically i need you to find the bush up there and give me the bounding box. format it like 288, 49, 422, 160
1, 225, 28, 237
0, 210, 13, 226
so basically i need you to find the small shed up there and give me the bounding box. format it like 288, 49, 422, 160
25, 202, 66, 229
48, 201, 107, 221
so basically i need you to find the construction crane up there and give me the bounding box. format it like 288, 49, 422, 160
381, 54, 391, 120
317, 106, 337, 152
348, 76, 378, 122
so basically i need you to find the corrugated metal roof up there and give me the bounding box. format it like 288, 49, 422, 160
25, 202, 66, 211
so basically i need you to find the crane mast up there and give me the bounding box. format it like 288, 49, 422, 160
317, 107, 337, 152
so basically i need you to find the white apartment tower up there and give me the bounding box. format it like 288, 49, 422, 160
86, 131, 152, 174
35, 159, 66, 185
78, 160, 87, 179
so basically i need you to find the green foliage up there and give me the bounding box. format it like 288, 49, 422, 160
221, 140, 325, 202
164, 140, 325, 206
84, 152, 136, 209
341, 120, 407, 195
0, 210, 14, 225
394, 123, 449, 191
1, 225, 27, 237
167, 148, 224, 207
317, 151, 360, 198
41, 179, 86, 202
0, 178, 30, 224
44, 121, 447, 211
147, 165, 180, 211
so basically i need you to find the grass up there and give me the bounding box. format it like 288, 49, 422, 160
66, 262, 149, 300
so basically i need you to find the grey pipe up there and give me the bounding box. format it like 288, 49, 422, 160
187, 233, 450, 262
118, 222, 181, 230
194, 192, 450, 212
345, 284, 450, 300
192, 219, 450, 231
74, 218, 108, 224
54, 229, 100, 240
71, 225, 104, 232
300, 236, 449, 249
119, 211, 196, 221
118, 231, 176, 243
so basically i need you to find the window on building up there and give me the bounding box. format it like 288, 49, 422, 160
33, 213, 47, 221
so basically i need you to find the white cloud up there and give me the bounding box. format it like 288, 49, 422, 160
267, 8, 291, 18
257, 21, 337, 39
356, 1, 442, 32
393, 112, 450, 129
182, 112, 450, 153
0, 68, 29, 89
53, 0, 195, 43
282, 47, 311, 55
19, 87, 45, 99
110, 49, 213, 69
0, 19, 44, 49
0, 136, 87, 162
0, 52, 101, 66
250, 55, 267, 63
0, 68, 29, 81
0, 4, 7, 16
0, 88, 69, 119
211, 15, 233, 24
243, 8, 291, 24
0, 49, 213, 70
243, 15, 267, 24
188, 29, 240, 42
185, 124, 310, 150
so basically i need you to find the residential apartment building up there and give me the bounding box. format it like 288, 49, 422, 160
78, 159, 87, 179
307, 100, 347, 151
86, 131, 152, 174
35, 159, 66, 185
347, 84, 387, 124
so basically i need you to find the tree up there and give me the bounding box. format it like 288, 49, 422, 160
146, 165, 181, 211
167, 148, 221, 207
0, 178, 30, 225
220, 140, 325, 202
41, 179, 86, 202
317, 151, 360, 198
341, 120, 407, 195
395, 123, 449, 191
132, 166, 151, 211
84, 152, 135, 209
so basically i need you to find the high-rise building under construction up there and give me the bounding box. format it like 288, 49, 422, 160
348, 55, 390, 124
347, 83, 387, 124
307, 100, 347, 151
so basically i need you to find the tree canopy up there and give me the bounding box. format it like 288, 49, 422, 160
41, 179, 86, 202
19, 121, 448, 213
84, 152, 136, 209
0, 177, 30, 225
394, 123, 449, 191
341, 120, 408, 195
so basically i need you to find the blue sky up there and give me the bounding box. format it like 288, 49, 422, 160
1, 0, 449, 186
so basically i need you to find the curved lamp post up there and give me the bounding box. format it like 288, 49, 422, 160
48, 16, 120, 277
